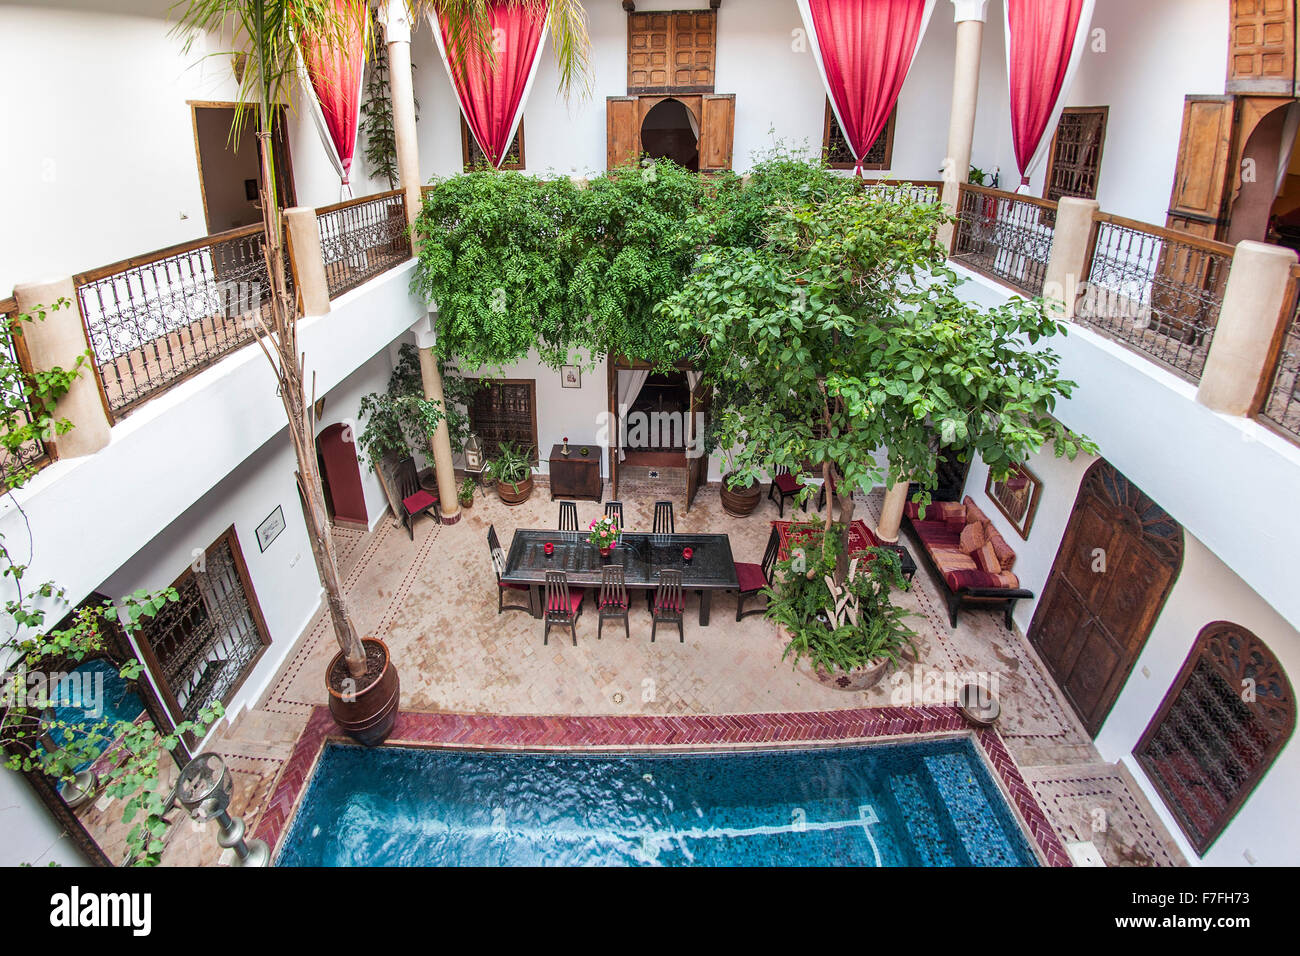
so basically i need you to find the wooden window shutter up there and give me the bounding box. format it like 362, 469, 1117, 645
1165, 95, 1238, 239
698, 94, 735, 171
606, 96, 641, 170
1227, 0, 1296, 94
628, 10, 716, 93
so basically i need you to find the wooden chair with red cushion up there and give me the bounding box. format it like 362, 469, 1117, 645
544, 570, 584, 645
597, 565, 630, 640
735, 525, 781, 621
488, 525, 531, 615
396, 456, 439, 540
651, 569, 685, 643
768, 466, 802, 518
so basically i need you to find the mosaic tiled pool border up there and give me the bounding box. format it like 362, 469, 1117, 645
253, 705, 1073, 867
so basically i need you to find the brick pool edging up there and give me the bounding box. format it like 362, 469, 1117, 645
252, 705, 1072, 866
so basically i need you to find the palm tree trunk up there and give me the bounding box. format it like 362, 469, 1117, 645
256, 128, 368, 679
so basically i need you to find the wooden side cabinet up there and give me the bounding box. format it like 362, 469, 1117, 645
548, 444, 602, 501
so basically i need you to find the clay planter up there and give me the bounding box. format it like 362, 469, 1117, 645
799, 655, 890, 692
459, 495, 475, 511
326, 637, 400, 747
719, 473, 762, 517
496, 476, 534, 506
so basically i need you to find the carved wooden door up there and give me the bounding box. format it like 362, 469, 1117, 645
1029, 461, 1183, 736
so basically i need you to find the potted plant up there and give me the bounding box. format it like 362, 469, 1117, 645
489, 441, 535, 505
587, 514, 620, 556
458, 477, 476, 510
702, 377, 763, 516
765, 523, 917, 691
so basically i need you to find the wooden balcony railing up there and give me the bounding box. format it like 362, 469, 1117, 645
950, 184, 1055, 297
0, 295, 53, 489
316, 189, 411, 299
1074, 213, 1234, 383
74, 226, 292, 420
1258, 263, 1300, 441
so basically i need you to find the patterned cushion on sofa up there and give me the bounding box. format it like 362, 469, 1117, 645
931, 548, 977, 576
974, 540, 1001, 574
943, 568, 1020, 592
963, 496, 990, 527
958, 521, 986, 554
912, 520, 962, 550
986, 526, 1016, 571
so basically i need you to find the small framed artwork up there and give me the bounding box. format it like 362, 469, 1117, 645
561, 366, 581, 389
256, 505, 286, 553
986, 463, 1042, 540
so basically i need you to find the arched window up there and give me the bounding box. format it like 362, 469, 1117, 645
1136, 622, 1295, 855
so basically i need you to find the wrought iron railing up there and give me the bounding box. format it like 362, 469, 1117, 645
1075, 213, 1234, 383
1259, 264, 1300, 442
950, 184, 1055, 296
316, 189, 411, 299
74, 227, 292, 419
863, 179, 943, 204
0, 297, 52, 489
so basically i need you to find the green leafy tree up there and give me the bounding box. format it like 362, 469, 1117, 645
357, 343, 472, 468
659, 184, 1096, 581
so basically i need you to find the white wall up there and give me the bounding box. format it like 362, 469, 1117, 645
969, 0, 1229, 224
0, 3, 389, 294
953, 263, 1300, 866
0, 768, 87, 867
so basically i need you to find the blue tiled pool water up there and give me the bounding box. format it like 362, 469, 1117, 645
277, 736, 1038, 866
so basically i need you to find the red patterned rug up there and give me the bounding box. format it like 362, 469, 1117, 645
772, 519, 879, 560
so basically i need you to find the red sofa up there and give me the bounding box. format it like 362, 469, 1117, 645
902, 495, 1033, 629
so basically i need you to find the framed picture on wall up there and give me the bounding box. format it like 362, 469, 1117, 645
256, 505, 286, 552
986, 463, 1042, 540
561, 366, 581, 389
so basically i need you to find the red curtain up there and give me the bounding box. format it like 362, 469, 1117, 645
804, 0, 932, 175
300, 0, 368, 187
436, 2, 548, 168
1006, 0, 1088, 183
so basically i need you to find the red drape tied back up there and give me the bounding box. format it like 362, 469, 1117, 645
802, 0, 933, 177
1006, 0, 1090, 182
437, 1, 549, 169
300, 0, 368, 186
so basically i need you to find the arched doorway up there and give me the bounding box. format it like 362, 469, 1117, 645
640, 98, 699, 171
1136, 622, 1294, 855
1028, 460, 1184, 736
316, 423, 367, 530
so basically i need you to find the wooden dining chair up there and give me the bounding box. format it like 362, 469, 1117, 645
604, 500, 624, 528
768, 465, 802, 518
652, 500, 675, 534
543, 570, 584, 645
736, 525, 782, 620
597, 565, 630, 640
397, 456, 440, 539
558, 500, 579, 531
488, 525, 531, 615
651, 569, 685, 643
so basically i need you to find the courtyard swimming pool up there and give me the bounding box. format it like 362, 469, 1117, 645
277, 736, 1038, 866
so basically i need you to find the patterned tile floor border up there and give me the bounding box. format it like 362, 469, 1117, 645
254, 704, 1073, 867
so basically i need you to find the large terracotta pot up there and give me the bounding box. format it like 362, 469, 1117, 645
799, 655, 890, 691
719, 473, 762, 517
496, 475, 534, 506
326, 637, 400, 747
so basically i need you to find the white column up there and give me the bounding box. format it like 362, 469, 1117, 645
938, 0, 990, 250
379, 0, 423, 235
1197, 240, 1297, 416
12, 277, 112, 458
411, 315, 461, 525
1043, 197, 1100, 321
875, 479, 912, 545
284, 207, 331, 318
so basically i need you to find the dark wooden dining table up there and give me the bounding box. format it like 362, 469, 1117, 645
500, 530, 740, 625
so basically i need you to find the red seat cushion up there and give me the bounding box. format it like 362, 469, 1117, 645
403, 489, 438, 514
599, 598, 629, 609
735, 561, 768, 593
773, 473, 800, 495
547, 592, 584, 614
499, 581, 529, 591
654, 597, 683, 613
